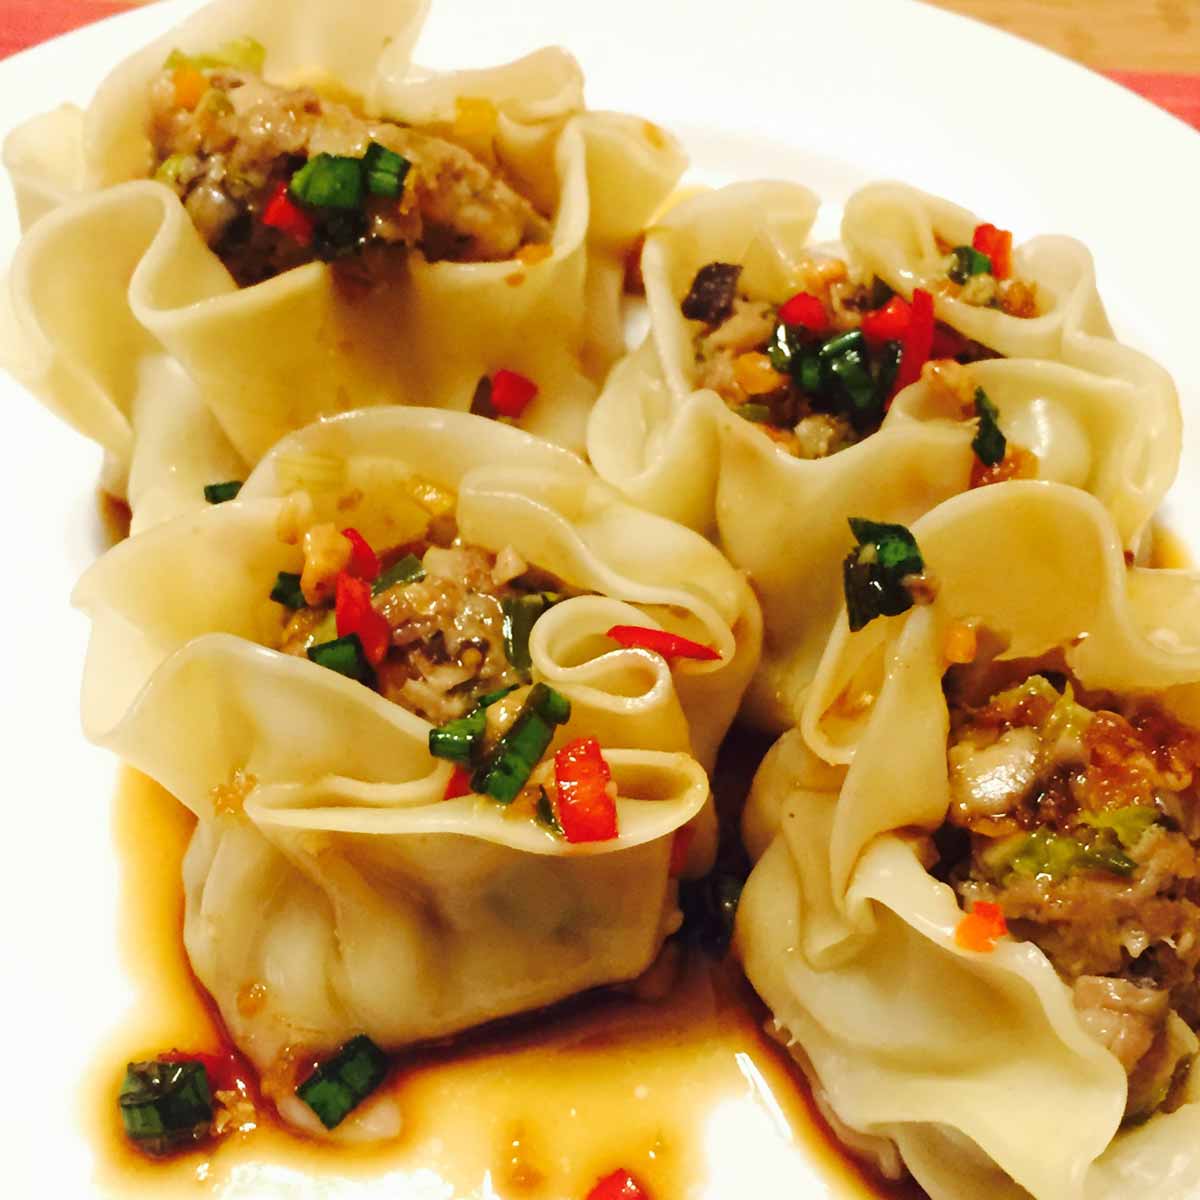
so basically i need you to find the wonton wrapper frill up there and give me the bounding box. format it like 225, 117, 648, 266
74, 410, 760, 1136
737, 482, 1200, 1200
2, 0, 685, 512
588, 183, 1179, 729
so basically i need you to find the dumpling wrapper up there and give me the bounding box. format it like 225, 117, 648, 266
588, 182, 1179, 729
75, 408, 761, 1138
2, 0, 685, 517
737, 481, 1200, 1200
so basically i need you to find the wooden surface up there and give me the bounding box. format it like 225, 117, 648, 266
925, 0, 1200, 72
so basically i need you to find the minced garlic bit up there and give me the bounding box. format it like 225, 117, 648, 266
212, 1088, 258, 1137
211, 768, 258, 817
920, 358, 976, 408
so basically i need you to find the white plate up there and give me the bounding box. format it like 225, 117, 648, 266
2, 2, 1199, 1196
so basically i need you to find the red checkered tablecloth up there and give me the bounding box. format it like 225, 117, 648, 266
1, 0, 1196, 130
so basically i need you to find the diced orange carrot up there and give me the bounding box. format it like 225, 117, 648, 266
943, 622, 978, 665
173, 64, 208, 111
733, 352, 786, 396
955, 901, 1008, 952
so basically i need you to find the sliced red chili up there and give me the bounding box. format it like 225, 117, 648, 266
335, 572, 391, 666
554, 737, 618, 844
262, 180, 314, 245
444, 764, 472, 800
892, 287, 934, 396
955, 899, 1008, 952
972, 223, 1013, 280
930, 323, 969, 360
605, 625, 720, 662
340, 527, 380, 581
860, 294, 911, 344
777, 290, 829, 334
586, 1169, 649, 1200
489, 369, 539, 418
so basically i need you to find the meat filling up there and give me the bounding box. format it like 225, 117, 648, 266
149, 51, 550, 286
941, 661, 1200, 1120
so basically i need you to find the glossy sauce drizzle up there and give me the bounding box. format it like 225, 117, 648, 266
88, 753, 922, 1200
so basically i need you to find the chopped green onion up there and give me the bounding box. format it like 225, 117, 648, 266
119, 1060, 213, 1157
817, 330, 865, 361
471, 683, 570, 804
1079, 805, 1159, 850
373, 553, 425, 595
307, 634, 375, 685
842, 517, 925, 632
536, 786, 564, 836
795, 352, 824, 396
428, 686, 518, 765
737, 403, 773, 423
295, 1035, 388, 1130
290, 154, 365, 211
270, 571, 306, 609
828, 345, 880, 428
991, 827, 1138, 882
502, 593, 559, 673
312, 208, 369, 261
155, 154, 190, 186
971, 387, 1007, 467
766, 322, 803, 373
947, 245, 992, 284
679, 872, 744, 954
167, 37, 267, 74
203, 480, 242, 504
362, 142, 411, 198
874, 339, 902, 399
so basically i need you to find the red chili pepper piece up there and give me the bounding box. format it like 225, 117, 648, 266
892, 287, 934, 397
554, 737, 618, 844
860, 294, 911, 345
161, 1048, 245, 1094
587, 1169, 649, 1200
489, 369, 539, 418
335, 572, 391, 666
777, 290, 829, 334
930, 323, 968, 361
605, 625, 721, 662
972, 223, 1013, 280
444, 764, 472, 800
340, 527, 380, 581
669, 826, 695, 877
955, 899, 1008, 952
262, 180, 314, 245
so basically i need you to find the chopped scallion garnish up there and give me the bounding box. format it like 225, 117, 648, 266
362, 142, 411, 198
971, 387, 1006, 467
502, 593, 560, 673
270, 571, 306, 609
471, 683, 570, 804
203, 480, 242, 504
295, 1035, 388, 1130
428, 685, 518, 765
290, 154, 365, 210
373, 553, 425, 594
842, 517, 926, 632
119, 1060, 213, 1157
307, 634, 375, 685
948, 245, 992, 284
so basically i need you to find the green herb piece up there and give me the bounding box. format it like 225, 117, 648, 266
362, 142, 411, 198
737, 403, 773, 423
948, 245, 993, 284
842, 518, 926, 632
828, 344, 880, 429
874, 339, 902, 399
536, 786, 564, 836
795, 352, 824, 396
295, 1035, 388, 1130
817, 329, 865, 361
119, 1060, 213, 1157
766, 322, 804, 373
164, 38, 265, 73
270, 571, 306, 609
987, 827, 1137, 882
373, 554, 425, 594
678, 872, 745, 955
502, 593, 560, 673
971, 387, 1007, 467
427, 686, 517, 766
1079, 805, 1159, 850
471, 682, 570, 804
203, 480, 242, 504
155, 154, 189, 186
290, 154, 365, 210
307, 634, 375, 685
